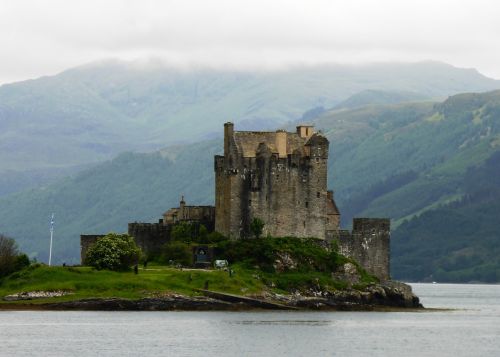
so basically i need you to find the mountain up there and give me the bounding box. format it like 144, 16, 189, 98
0, 141, 220, 263
1, 60, 499, 197
0, 88, 499, 280
333, 89, 429, 110
312, 91, 500, 282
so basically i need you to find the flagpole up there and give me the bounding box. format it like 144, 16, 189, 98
49, 213, 54, 266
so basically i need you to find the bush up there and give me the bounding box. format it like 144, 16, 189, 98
250, 218, 265, 238
171, 222, 228, 244
161, 241, 192, 266
84, 233, 141, 271
171, 222, 194, 242
14, 254, 30, 271
216, 236, 346, 273
0, 234, 29, 278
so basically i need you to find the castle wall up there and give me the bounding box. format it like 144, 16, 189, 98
128, 222, 171, 258
215, 123, 330, 239
80, 234, 105, 264
335, 218, 391, 281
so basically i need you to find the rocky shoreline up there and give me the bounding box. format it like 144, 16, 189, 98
0, 281, 422, 311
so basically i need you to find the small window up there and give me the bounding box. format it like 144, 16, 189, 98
303, 221, 306, 228
305, 201, 309, 208
248, 199, 252, 205
316, 192, 320, 198
315, 157, 320, 163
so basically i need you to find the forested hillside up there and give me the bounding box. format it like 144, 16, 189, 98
0, 89, 499, 281
1, 60, 499, 197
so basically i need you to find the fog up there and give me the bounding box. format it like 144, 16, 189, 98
1, 0, 499, 84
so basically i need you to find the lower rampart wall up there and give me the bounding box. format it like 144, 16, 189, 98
331, 218, 390, 281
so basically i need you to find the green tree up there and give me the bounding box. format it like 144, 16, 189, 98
250, 218, 265, 239
198, 225, 208, 243
84, 233, 141, 271
171, 222, 194, 242
0, 234, 29, 277
161, 241, 192, 266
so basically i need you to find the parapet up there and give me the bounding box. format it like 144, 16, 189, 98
335, 218, 391, 281
353, 218, 390, 232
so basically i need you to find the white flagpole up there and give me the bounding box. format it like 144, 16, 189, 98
49, 213, 54, 266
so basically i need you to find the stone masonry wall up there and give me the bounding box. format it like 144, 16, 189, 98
335, 218, 390, 281
128, 222, 171, 258
215, 123, 330, 239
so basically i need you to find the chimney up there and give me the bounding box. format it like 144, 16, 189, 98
224, 122, 234, 157
275, 130, 287, 158
296, 124, 314, 138
180, 195, 186, 219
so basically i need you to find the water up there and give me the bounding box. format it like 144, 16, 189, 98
1, 284, 499, 356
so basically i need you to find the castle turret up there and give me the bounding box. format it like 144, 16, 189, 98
224, 122, 234, 158
275, 129, 287, 158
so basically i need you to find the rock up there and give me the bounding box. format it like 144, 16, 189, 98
331, 262, 361, 285
381, 281, 423, 308
3, 291, 71, 301
273, 252, 298, 272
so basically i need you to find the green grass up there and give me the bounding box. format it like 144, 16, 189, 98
0, 264, 267, 304
0, 234, 379, 304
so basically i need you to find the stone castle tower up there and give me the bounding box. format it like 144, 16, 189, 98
214, 122, 340, 239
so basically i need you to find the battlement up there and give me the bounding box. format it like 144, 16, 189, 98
353, 218, 390, 232
333, 218, 391, 281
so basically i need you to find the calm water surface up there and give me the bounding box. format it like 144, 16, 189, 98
1, 283, 499, 356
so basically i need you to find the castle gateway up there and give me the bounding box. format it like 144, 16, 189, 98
214, 122, 340, 239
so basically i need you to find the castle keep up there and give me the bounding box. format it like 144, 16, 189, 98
215, 123, 340, 239
81, 123, 391, 281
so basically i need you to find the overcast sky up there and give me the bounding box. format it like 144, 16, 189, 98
1, 0, 499, 84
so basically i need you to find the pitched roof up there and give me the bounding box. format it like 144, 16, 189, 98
233, 131, 308, 157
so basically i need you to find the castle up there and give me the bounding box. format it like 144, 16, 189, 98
215, 123, 340, 239
81, 123, 390, 281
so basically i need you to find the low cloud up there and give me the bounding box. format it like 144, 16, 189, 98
0, 0, 499, 83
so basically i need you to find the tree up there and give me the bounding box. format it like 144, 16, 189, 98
84, 233, 141, 271
250, 218, 265, 239
0, 234, 29, 277
171, 222, 194, 242
161, 241, 192, 266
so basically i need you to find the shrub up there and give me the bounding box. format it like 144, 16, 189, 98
161, 241, 192, 266
84, 233, 141, 271
14, 254, 30, 271
0, 234, 29, 278
171, 222, 194, 242
206, 231, 227, 244
250, 218, 265, 238
216, 236, 346, 273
